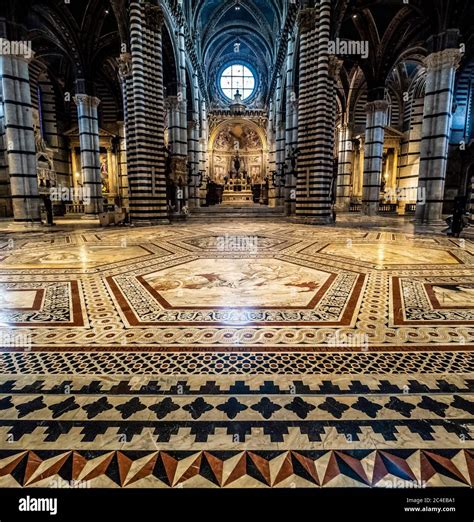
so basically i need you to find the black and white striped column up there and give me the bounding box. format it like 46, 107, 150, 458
361, 100, 388, 216
335, 123, 353, 211
198, 99, 208, 207
118, 52, 133, 212
187, 73, 200, 209
0, 78, 11, 217
0, 51, 40, 222
470, 173, 474, 221
176, 28, 188, 162
285, 31, 297, 215
73, 94, 102, 215
126, 1, 168, 224
415, 48, 461, 224
295, 1, 334, 223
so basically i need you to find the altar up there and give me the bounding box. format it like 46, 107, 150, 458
222, 178, 253, 203
222, 152, 254, 203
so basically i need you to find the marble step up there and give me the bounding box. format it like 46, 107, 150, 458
188, 206, 286, 219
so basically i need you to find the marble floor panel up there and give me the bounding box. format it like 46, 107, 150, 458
0, 221, 473, 488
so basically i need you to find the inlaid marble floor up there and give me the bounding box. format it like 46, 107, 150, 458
0, 220, 472, 488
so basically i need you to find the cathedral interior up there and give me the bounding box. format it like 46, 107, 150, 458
0, 0, 473, 518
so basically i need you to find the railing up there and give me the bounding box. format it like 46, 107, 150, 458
66, 203, 85, 214
405, 203, 417, 213
378, 203, 398, 213
349, 203, 361, 213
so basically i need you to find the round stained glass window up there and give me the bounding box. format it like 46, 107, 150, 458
219, 63, 256, 101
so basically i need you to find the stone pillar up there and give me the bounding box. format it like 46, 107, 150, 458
166, 96, 180, 154
117, 122, 129, 210
73, 94, 102, 215
267, 98, 277, 208
295, 1, 334, 223
107, 146, 117, 196
335, 123, 352, 211
0, 50, 41, 221
361, 99, 388, 216
328, 55, 343, 205
470, 172, 474, 221
118, 52, 132, 213
275, 74, 285, 208
187, 73, 201, 209
70, 146, 79, 192
188, 119, 200, 208
285, 31, 297, 215
126, 2, 168, 224
199, 99, 208, 207
415, 48, 461, 224
177, 29, 188, 162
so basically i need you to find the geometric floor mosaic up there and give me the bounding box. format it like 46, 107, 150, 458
0, 221, 473, 488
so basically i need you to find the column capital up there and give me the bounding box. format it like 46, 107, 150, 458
118, 52, 132, 78
73, 94, 101, 108
328, 55, 343, 79
165, 96, 180, 110
424, 48, 462, 72
144, 3, 164, 30
297, 8, 317, 31
365, 100, 389, 114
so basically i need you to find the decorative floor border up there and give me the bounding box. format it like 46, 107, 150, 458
0, 350, 472, 375
0, 449, 472, 488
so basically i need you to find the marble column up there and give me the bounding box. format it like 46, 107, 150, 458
118, 52, 132, 212
470, 172, 474, 221
328, 55, 343, 206
70, 146, 79, 192
267, 98, 277, 208
275, 74, 285, 208
73, 94, 102, 215
176, 27, 188, 162
0, 50, 41, 221
166, 96, 180, 155
198, 99, 208, 207
118, 122, 129, 210
415, 48, 461, 224
362, 99, 389, 216
295, 1, 334, 223
187, 73, 201, 209
126, 2, 168, 224
335, 123, 353, 211
187, 119, 200, 209
285, 31, 297, 215
106, 146, 117, 196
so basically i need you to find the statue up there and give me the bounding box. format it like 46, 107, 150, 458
234, 153, 241, 174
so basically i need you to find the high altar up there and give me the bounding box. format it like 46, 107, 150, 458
222, 153, 253, 203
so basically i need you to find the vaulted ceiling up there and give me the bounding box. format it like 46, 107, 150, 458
187, 0, 286, 107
